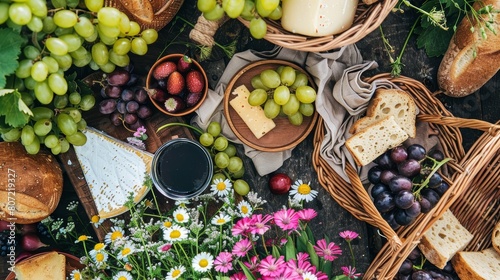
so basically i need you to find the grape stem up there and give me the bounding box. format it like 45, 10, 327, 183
156, 122, 204, 135
413, 156, 452, 198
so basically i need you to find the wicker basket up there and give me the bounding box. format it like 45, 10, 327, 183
237, 0, 398, 52
311, 73, 500, 279
104, 0, 184, 30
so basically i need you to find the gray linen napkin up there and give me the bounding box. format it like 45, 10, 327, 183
192, 45, 397, 177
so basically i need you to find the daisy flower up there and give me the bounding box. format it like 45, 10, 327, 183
162, 219, 173, 229
113, 271, 133, 280
117, 241, 135, 260
313, 239, 342, 261
90, 215, 103, 228
232, 238, 252, 257
175, 199, 190, 208
93, 242, 106, 252
90, 250, 109, 265
341, 266, 362, 279
289, 180, 318, 202
249, 214, 273, 235
163, 224, 189, 242
339, 230, 359, 242
74, 235, 91, 243
70, 269, 82, 280
192, 252, 214, 273
172, 208, 189, 224
166, 265, 186, 280
274, 208, 300, 231
211, 178, 232, 197
297, 208, 318, 222
105, 226, 125, 244
301, 271, 319, 280
236, 200, 253, 217
211, 213, 232, 226
214, 251, 233, 273
258, 255, 286, 277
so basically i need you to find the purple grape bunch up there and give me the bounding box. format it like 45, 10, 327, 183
369, 144, 450, 229
98, 66, 153, 129
396, 247, 458, 280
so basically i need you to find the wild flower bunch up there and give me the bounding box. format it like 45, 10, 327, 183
66, 177, 362, 280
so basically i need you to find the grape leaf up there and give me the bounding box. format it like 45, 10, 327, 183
0, 28, 26, 89
416, 26, 454, 57
0, 89, 31, 128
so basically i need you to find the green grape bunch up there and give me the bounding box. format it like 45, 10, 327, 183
196, 0, 282, 39
248, 65, 317, 126
0, 0, 159, 155
199, 121, 251, 196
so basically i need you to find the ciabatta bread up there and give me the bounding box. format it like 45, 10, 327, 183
349, 88, 417, 138
418, 209, 474, 269
493, 220, 500, 255
452, 248, 500, 280
345, 116, 408, 166
14, 251, 66, 280
437, 0, 500, 97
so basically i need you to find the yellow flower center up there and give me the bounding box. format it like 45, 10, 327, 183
74, 273, 81, 280
217, 218, 225, 224
96, 253, 105, 262
172, 269, 181, 277
240, 206, 248, 214
122, 247, 131, 256
91, 215, 100, 223
111, 231, 123, 241
78, 235, 88, 242
176, 213, 185, 222
94, 243, 105, 250
118, 277, 127, 280
164, 221, 172, 228
216, 182, 226, 191
170, 230, 181, 239
298, 183, 311, 195
199, 259, 209, 268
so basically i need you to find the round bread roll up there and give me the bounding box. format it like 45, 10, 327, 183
0, 142, 63, 224
493, 220, 500, 255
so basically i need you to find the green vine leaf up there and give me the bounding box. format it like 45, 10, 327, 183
0, 28, 26, 89
0, 89, 31, 128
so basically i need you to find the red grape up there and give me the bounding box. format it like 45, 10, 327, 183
407, 144, 426, 160
126, 100, 140, 113
121, 88, 135, 102
110, 111, 122, 126
124, 113, 138, 124
389, 175, 413, 193
104, 85, 122, 98
134, 88, 148, 104
394, 190, 415, 209
99, 99, 117, 114
374, 191, 395, 213
137, 105, 152, 119
116, 100, 127, 114
107, 68, 130, 86
368, 166, 382, 184
390, 146, 408, 164
397, 159, 421, 178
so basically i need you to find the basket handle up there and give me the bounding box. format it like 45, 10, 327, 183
418, 115, 500, 135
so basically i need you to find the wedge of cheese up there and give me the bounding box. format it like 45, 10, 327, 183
230, 85, 276, 139
73, 127, 153, 218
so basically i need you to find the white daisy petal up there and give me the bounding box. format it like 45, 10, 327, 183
192, 252, 214, 272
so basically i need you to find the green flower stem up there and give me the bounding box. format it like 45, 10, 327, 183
347, 240, 356, 268
413, 157, 452, 197
156, 122, 204, 135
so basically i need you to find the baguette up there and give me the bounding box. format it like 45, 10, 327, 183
349, 88, 417, 138
493, 220, 500, 255
437, 0, 500, 97
452, 248, 500, 280
345, 116, 408, 166
417, 209, 474, 269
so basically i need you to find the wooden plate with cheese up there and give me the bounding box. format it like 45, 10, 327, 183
223, 60, 318, 152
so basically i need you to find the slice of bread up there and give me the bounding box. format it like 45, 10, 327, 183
452, 247, 500, 280
493, 220, 500, 255
349, 88, 417, 138
14, 251, 66, 279
345, 116, 408, 166
417, 209, 474, 269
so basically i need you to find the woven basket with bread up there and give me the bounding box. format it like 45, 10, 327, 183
312, 73, 500, 279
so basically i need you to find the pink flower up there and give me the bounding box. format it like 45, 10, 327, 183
244, 255, 260, 272
249, 214, 273, 235
273, 209, 299, 231
339, 230, 359, 242
341, 266, 362, 279
258, 255, 286, 277
313, 239, 342, 261
297, 208, 317, 222
157, 243, 172, 252
230, 272, 247, 280
232, 217, 253, 237
286, 254, 312, 276
133, 126, 147, 139
261, 266, 302, 280
232, 238, 252, 257
214, 252, 233, 273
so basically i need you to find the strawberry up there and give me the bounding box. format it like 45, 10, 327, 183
186, 70, 205, 93
177, 55, 192, 73
164, 96, 185, 113
166, 71, 185, 95
153, 61, 177, 80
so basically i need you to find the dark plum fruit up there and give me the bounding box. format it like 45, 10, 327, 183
368, 166, 383, 184
123, 113, 138, 125
375, 151, 396, 170
99, 99, 117, 114
407, 144, 426, 161
126, 100, 140, 114
374, 191, 395, 213
134, 88, 148, 104
137, 105, 152, 119
121, 88, 135, 102
398, 159, 422, 178
104, 85, 122, 98
116, 100, 127, 114
381, 169, 399, 185
391, 146, 408, 164
405, 201, 422, 218
107, 68, 130, 86
394, 208, 415, 226
395, 190, 415, 209
389, 175, 413, 193
371, 183, 390, 199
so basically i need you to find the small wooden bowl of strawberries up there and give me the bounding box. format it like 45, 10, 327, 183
146, 54, 208, 117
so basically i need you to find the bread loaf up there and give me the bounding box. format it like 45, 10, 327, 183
437, 0, 500, 97
452, 247, 500, 280
345, 116, 409, 166
417, 209, 474, 269
349, 88, 417, 137
493, 220, 500, 255
0, 142, 63, 224
14, 251, 66, 279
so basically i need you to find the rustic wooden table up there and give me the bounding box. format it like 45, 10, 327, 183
2, 0, 499, 279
